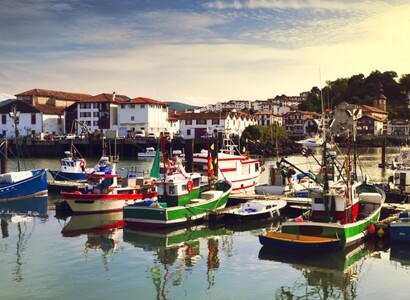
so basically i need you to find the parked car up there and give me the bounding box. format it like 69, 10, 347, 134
174, 132, 184, 139
135, 130, 145, 138
65, 133, 76, 140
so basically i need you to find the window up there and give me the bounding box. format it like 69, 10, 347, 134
1, 115, 6, 124
80, 103, 91, 109
80, 112, 91, 118
93, 112, 99, 117
131, 116, 135, 121
212, 119, 220, 125
187, 129, 191, 135
196, 119, 206, 125
186, 120, 192, 125
31, 114, 36, 124
140, 104, 145, 109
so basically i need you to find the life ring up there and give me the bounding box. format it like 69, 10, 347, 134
187, 179, 194, 192
80, 159, 86, 168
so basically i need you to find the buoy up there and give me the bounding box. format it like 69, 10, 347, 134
295, 216, 304, 222
367, 223, 376, 235
377, 227, 385, 238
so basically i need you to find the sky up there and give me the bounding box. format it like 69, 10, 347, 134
1, 0, 410, 106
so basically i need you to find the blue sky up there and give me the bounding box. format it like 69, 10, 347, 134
1, 0, 409, 105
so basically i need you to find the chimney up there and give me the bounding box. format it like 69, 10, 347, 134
112, 91, 116, 102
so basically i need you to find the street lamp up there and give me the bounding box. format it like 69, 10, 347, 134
9, 104, 21, 171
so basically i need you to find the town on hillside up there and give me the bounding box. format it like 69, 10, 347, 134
1, 84, 410, 146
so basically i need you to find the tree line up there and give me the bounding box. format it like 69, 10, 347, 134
297, 70, 410, 119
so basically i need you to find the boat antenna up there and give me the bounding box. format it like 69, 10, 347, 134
319, 68, 329, 192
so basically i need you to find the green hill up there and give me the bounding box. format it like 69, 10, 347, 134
167, 101, 200, 111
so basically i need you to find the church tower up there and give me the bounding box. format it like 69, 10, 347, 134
373, 81, 387, 111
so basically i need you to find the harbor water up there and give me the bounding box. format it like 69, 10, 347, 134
1, 147, 409, 300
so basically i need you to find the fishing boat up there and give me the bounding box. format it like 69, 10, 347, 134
389, 212, 410, 243
222, 199, 286, 223
48, 142, 92, 182
61, 156, 158, 214
295, 135, 324, 148
137, 147, 156, 158
192, 130, 265, 194
260, 109, 386, 251
123, 139, 233, 228
0, 140, 48, 214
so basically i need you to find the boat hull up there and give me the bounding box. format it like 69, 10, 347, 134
390, 217, 410, 243
124, 189, 231, 228
281, 207, 382, 248
258, 231, 340, 252
193, 152, 263, 194
61, 191, 157, 214
48, 170, 87, 181
0, 169, 48, 214
223, 200, 286, 223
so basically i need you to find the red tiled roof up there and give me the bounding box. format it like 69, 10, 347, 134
35, 104, 64, 115
83, 93, 131, 103
124, 97, 168, 105
361, 105, 387, 114
15, 88, 92, 101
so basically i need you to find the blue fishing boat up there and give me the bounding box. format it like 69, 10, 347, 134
389, 212, 410, 243
48, 142, 91, 182
0, 168, 48, 214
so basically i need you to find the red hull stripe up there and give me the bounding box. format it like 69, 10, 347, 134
220, 168, 237, 172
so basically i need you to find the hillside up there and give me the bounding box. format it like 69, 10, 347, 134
167, 101, 200, 111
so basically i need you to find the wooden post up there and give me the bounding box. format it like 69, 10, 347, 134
0, 139, 8, 174
184, 139, 194, 172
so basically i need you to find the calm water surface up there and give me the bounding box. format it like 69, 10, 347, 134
1, 147, 409, 300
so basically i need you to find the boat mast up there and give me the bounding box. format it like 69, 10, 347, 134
319, 69, 329, 192
9, 104, 21, 171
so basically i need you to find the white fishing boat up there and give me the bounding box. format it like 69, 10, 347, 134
137, 147, 156, 158
223, 199, 287, 222
193, 131, 265, 194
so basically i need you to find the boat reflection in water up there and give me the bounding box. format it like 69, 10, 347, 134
59, 212, 125, 271
390, 242, 410, 268
1, 212, 46, 283
0, 195, 48, 215
123, 224, 234, 296
258, 240, 380, 299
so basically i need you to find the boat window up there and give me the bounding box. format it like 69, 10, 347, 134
168, 185, 175, 194
193, 178, 200, 187
182, 184, 187, 191
314, 198, 324, 204
255, 163, 259, 172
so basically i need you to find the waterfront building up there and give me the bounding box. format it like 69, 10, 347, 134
178, 111, 258, 139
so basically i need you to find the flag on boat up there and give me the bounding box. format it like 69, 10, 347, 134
242, 146, 248, 157
150, 141, 161, 179
207, 150, 214, 177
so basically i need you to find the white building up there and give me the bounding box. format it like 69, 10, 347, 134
117, 97, 169, 137
0, 100, 43, 138
178, 111, 258, 139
